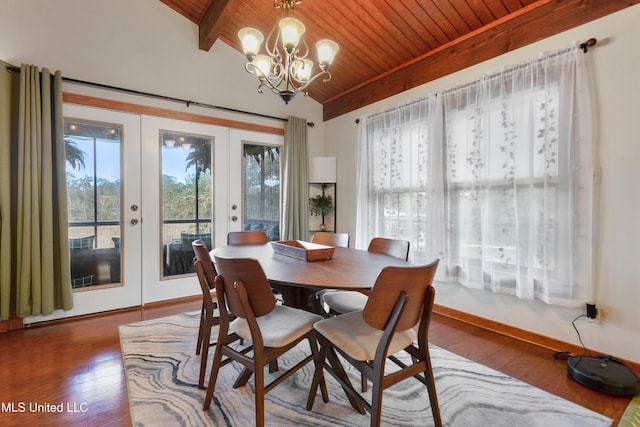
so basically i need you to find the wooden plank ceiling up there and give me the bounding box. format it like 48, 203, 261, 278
160, 0, 639, 121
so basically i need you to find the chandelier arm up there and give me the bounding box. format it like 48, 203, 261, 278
288, 60, 309, 86
283, 52, 301, 92
253, 69, 285, 96
293, 37, 310, 60
265, 25, 281, 58
247, 59, 285, 88
295, 70, 331, 92
270, 62, 285, 84
258, 81, 281, 96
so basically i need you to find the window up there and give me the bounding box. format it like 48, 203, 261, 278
445, 87, 562, 293
370, 120, 432, 260
161, 131, 213, 277
65, 119, 122, 289
357, 46, 593, 306
356, 99, 444, 265
243, 143, 281, 241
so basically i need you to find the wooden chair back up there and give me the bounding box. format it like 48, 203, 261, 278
227, 230, 268, 245
311, 232, 350, 248
192, 240, 217, 310
213, 255, 275, 318
363, 260, 439, 332
191, 239, 221, 389
367, 237, 410, 261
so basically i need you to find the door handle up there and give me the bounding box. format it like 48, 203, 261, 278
231, 216, 238, 222
130, 218, 139, 225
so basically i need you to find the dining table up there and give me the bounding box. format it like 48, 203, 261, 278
211, 242, 410, 313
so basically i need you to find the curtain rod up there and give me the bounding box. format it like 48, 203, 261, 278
5, 65, 315, 127
355, 38, 597, 124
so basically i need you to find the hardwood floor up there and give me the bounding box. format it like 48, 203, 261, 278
0, 298, 631, 426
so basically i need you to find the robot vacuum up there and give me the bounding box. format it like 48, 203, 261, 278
567, 355, 639, 396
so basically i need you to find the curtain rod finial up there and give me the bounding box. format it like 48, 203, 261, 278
580, 38, 597, 53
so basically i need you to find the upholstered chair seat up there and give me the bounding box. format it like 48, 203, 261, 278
230, 304, 322, 348
314, 310, 416, 361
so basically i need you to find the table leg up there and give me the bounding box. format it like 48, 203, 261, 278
269, 282, 326, 315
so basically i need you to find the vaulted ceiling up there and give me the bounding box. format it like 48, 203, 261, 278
160, 0, 639, 121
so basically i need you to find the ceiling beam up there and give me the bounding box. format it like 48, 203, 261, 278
198, 0, 242, 51
322, 0, 640, 121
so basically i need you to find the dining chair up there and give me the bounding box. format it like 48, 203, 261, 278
307, 261, 442, 427
192, 240, 224, 389
322, 236, 411, 392
310, 231, 350, 314
311, 231, 350, 248
322, 237, 410, 315
227, 230, 269, 245
227, 229, 284, 303
204, 255, 328, 426
367, 237, 410, 261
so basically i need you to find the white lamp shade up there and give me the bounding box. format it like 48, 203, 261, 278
316, 39, 339, 70
309, 157, 336, 183
279, 17, 305, 53
253, 55, 272, 77
238, 27, 264, 60
293, 59, 313, 82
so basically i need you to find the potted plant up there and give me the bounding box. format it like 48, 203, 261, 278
309, 194, 333, 231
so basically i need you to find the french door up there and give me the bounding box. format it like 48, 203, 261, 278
26, 105, 143, 322
141, 120, 283, 303
26, 105, 282, 322
139, 116, 231, 303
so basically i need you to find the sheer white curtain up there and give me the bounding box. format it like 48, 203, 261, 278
442, 45, 593, 306
356, 44, 594, 306
355, 95, 445, 265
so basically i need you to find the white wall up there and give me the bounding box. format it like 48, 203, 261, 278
0, 0, 326, 155
325, 5, 640, 363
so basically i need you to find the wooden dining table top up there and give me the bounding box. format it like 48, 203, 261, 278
211, 242, 409, 291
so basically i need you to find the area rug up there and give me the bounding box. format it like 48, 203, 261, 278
619, 392, 640, 427
118, 312, 613, 427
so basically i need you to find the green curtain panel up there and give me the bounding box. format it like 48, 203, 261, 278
0, 61, 17, 320
282, 116, 309, 240
0, 63, 73, 320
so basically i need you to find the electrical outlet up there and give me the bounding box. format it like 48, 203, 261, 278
586, 303, 601, 323
586, 303, 597, 319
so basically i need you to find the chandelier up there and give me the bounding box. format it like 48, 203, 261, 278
238, 0, 339, 104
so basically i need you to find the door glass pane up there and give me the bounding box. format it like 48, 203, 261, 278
243, 144, 280, 240
161, 131, 213, 277
65, 120, 122, 289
